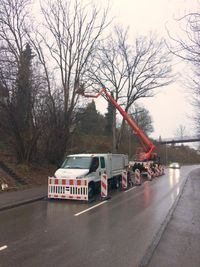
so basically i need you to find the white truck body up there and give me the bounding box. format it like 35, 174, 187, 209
54, 153, 128, 183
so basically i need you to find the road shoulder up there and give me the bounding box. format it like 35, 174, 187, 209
147, 168, 200, 267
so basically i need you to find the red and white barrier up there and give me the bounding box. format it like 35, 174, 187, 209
48, 177, 88, 201
159, 166, 165, 175
101, 173, 108, 199
122, 170, 128, 189
147, 168, 153, 181
134, 169, 141, 185
154, 167, 159, 177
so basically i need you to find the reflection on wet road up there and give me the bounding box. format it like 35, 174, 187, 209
143, 181, 153, 207
169, 168, 180, 187
0, 165, 199, 267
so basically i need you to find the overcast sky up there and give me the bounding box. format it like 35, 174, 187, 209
93, 0, 199, 140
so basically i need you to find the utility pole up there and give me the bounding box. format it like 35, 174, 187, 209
112, 108, 117, 153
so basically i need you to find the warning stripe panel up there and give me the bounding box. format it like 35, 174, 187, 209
48, 177, 88, 186
101, 173, 108, 198
48, 194, 88, 200
62, 179, 66, 185
122, 171, 127, 189
101, 182, 107, 191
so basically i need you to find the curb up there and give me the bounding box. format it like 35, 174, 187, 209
0, 195, 47, 212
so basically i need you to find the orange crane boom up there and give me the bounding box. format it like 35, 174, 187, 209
82, 87, 157, 161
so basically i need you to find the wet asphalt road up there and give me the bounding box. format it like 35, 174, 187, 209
0, 165, 199, 267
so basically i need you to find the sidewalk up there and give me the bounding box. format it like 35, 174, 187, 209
147, 168, 200, 267
0, 185, 47, 211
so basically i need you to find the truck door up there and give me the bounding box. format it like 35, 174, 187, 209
90, 157, 106, 181
90, 157, 100, 181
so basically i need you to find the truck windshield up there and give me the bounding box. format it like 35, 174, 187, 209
61, 157, 91, 169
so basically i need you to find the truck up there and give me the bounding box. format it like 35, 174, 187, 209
50, 153, 128, 199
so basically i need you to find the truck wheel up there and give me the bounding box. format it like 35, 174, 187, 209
113, 176, 121, 189
116, 179, 119, 189
88, 182, 95, 199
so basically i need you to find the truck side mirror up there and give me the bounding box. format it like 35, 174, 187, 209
89, 165, 97, 173
89, 157, 99, 173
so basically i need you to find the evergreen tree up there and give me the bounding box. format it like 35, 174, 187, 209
76, 100, 105, 135
14, 43, 36, 162
16, 43, 33, 133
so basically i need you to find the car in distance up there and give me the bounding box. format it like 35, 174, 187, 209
169, 162, 180, 169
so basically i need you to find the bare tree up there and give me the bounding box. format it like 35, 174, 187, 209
175, 124, 187, 146
89, 27, 173, 150
167, 10, 200, 136
31, 0, 110, 162
0, 0, 43, 163
167, 12, 200, 63
0, 0, 30, 92
129, 103, 154, 135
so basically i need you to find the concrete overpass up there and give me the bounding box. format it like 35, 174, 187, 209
158, 135, 200, 145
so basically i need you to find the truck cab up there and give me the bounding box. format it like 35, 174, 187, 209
55, 154, 107, 183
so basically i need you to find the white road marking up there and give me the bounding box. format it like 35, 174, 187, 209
74, 201, 108, 216
124, 186, 136, 193
0, 245, 7, 251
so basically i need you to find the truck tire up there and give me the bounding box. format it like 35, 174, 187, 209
88, 182, 95, 199
113, 176, 121, 189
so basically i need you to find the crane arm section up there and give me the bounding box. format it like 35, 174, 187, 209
84, 87, 156, 161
